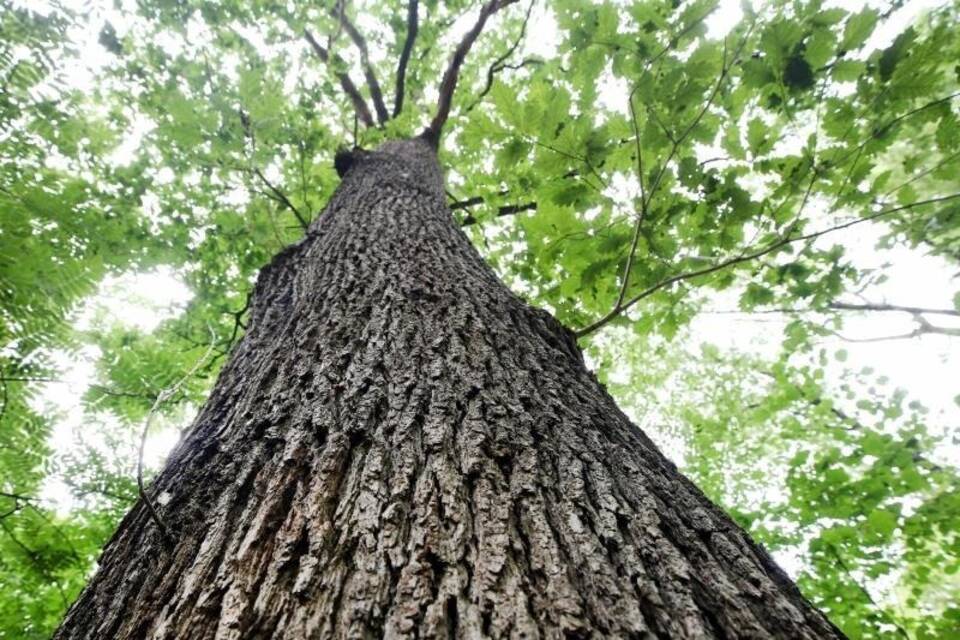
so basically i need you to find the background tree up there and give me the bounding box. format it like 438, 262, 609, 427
1, 0, 958, 637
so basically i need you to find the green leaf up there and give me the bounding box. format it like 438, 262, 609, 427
866, 509, 898, 541
746, 117, 773, 156
831, 59, 865, 82
804, 29, 837, 69
841, 8, 878, 51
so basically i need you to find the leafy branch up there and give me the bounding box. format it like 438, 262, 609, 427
466, 0, 538, 112
574, 193, 960, 338
610, 27, 754, 326
239, 110, 310, 230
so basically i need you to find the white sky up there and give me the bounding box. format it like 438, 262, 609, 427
22, 0, 957, 593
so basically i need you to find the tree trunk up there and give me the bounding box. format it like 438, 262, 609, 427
56, 138, 843, 639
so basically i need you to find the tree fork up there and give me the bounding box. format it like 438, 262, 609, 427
55, 138, 843, 639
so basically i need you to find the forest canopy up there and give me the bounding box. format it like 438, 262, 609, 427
1, 0, 959, 637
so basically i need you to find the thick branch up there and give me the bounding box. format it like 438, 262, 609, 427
334, 9, 389, 124
423, 0, 520, 144
393, 0, 419, 118
304, 29, 375, 128
460, 201, 537, 225
448, 191, 536, 224
574, 193, 960, 338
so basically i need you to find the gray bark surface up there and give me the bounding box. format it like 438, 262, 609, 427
56, 138, 843, 639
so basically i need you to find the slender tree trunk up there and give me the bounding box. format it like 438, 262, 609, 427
56, 138, 843, 639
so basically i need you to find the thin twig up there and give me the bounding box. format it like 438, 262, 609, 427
643, 26, 754, 212
832, 91, 960, 173
223, 292, 252, 351
829, 301, 959, 317
881, 148, 960, 199
253, 168, 309, 230
826, 545, 912, 640
0, 519, 68, 608
136, 326, 217, 547
466, 0, 536, 112
239, 109, 309, 230
616, 88, 651, 310
605, 26, 752, 324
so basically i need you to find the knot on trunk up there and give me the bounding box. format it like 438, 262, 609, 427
334, 147, 368, 178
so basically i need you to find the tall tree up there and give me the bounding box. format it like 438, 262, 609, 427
56, 142, 844, 638
53, 1, 847, 637
2, 0, 958, 636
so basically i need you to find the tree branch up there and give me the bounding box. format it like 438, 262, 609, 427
304, 29, 375, 128
642, 27, 753, 212
826, 545, 912, 640
334, 8, 389, 124
828, 301, 959, 317
833, 91, 960, 171
136, 327, 217, 547
0, 519, 69, 608
831, 312, 960, 342
239, 109, 310, 230
252, 168, 309, 230
448, 191, 536, 224
223, 292, 252, 352
616, 86, 651, 312
465, 0, 536, 112
423, 0, 520, 145
574, 193, 960, 338
706, 301, 960, 322
586, 26, 752, 335
393, 0, 419, 118
460, 201, 537, 225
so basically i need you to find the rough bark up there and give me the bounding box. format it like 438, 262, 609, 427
56, 138, 844, 639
